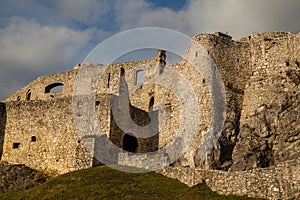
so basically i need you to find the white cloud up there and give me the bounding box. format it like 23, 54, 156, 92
0, 17, 94, 100
112, 0, 300, 38
53, 0, 111, 25
0, 17, 92, 70
113, 0, 151, 29
112, 0, 190, 35
185, 0, 300, 38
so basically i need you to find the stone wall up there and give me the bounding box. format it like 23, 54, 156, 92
170, 32, 253, 169
109, 71, 159, 153
4, 69, 78, 102
159, 158, 300, 200
97, 50, 165, 95
1, 97, 93, 174
118, 152, 169, 171
0, 103, 6, 159
202, 159, 300, 199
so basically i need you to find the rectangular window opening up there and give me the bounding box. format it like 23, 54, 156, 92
136, 70, 144, 84
13, 143, 20, 149
31, 136, 36, 142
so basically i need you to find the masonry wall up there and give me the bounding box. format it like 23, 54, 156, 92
202, 159, 300, 200
4, 69, 81, 103
1, 98, 94, 174
0, 103, 6, 159
97, 50, 165, 95
159, 158, 300, 200
95, 94, 113, 138
172, 32, 252, 169
1, 84, 160, 174
110, 105, 159, 153
95, 51, 184, 156
1, 52, 165, 173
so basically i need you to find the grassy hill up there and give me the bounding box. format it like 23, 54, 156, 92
0, 166, 261, 200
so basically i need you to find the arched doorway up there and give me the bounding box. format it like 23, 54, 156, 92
122, 134, 138, 153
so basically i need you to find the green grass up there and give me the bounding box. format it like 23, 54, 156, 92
0, 166, 261, 200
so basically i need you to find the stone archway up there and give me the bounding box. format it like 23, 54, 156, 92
122, 134, 138, 153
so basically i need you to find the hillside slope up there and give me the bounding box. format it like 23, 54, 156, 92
0, 166, 260, 200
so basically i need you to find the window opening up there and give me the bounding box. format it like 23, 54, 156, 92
149, 97, 155, 110
45, 83, 64, 93
26, 90, 31, 101
31, 136, 36, 142
13, 143, 20, 149
136, 70, 144, 84
107, 73, 111, 88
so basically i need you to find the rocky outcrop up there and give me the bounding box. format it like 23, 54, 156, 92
229, 32, 300, 171
0, 162, 47, 193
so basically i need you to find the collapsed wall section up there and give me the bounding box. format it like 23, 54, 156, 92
97, 50, 165, 95
4, 69, 78, 102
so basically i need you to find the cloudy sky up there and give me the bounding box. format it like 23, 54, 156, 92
0, 0, 299, 100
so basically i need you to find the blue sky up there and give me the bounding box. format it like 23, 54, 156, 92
0, 0, 300, 100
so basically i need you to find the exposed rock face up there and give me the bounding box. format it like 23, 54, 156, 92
186, 32, 300, 172
230, 93, 300, 171
0, 162, 46, 193
228, 32, 300, 171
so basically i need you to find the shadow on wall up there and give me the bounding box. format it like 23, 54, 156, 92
0, 103, 6, 160
109, 67, 159, 154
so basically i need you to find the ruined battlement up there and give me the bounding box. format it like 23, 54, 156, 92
4, 69, 78, 102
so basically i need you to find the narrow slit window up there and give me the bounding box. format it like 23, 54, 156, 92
149, 97, 155, 110
26, 90, 31, 101
120, 67, 125, 77
107, 73, 111, 88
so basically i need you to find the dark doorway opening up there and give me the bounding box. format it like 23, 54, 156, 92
123, 134, 138, 153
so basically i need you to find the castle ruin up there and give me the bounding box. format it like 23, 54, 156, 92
0, 32, 299, 199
